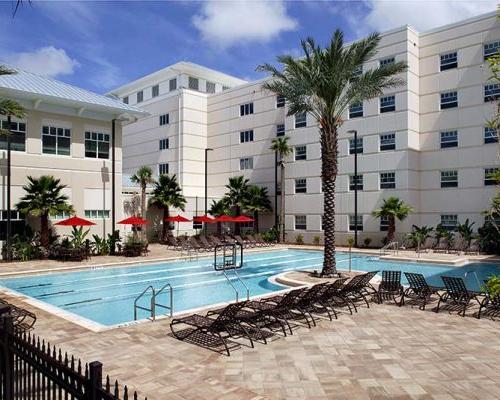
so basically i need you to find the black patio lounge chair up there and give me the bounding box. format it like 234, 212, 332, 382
449, 237, 465, 254
255, 233, 273, 246
478, 290, 500, 319
315, 277, 350, 317
0, 299, 37, 331
433, 238, 450, 253
328, 271, 378, 312
233, 235, 251, 249
464, 239, 480, 255
246, 234, 264, 247
170, 301, 256, 356
376, 270, 404, 305
435, 276, 484, 317
421, 237, 435, 252
199, 236, 215, 251
209, 235, 224, 247
401, 272, 442, 309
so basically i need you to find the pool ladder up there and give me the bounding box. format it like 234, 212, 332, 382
221, 269, 250, 303
134, 283, 173, 321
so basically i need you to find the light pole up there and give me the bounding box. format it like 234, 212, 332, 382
6, 116, 12, 261
347, 129, 359, 248
204, 148, 213, 235
274, 151, 278, 228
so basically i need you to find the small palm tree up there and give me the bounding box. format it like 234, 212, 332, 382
244, 185, 272, 233
224, 176, 249, 234
270, 136, 292, 242
372, 197, 413, 242
208, 198, 230, 234
258, 31, 407, 276
149, 174, 186, 241
457, 218, 475, 247
130, 166, 154, 239
16, 176, 74, 247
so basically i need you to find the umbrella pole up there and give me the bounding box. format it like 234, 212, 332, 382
177, 222, 179, 238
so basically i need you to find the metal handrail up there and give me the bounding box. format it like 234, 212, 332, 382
380, 241, 398, 255
134, 285, 155, 321
222, 269, 239, 303
233, 269, 249, 301
154, 283, 173, 318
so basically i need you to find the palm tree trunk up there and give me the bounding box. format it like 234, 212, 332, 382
141, 183, 146, 241
387, 215, 396, 242
162, 206, 170, 241
217, 222, 222, 235
320, 125, 338, 277
40, 213, 49, 248
235, 206, 241, 235
280, 163, 285, 243
254, 211, 259, 233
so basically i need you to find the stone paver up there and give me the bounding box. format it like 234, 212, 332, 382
2, 288, 499, 400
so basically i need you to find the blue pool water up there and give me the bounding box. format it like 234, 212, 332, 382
0, 249, 498, 326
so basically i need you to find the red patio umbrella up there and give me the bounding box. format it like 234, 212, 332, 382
213, 215, 238, 223
118, 216, 148, 225
233, 215, 254, 223
165, 215, 191, 236
193, 215, 215, 223
55, 216, 96, 226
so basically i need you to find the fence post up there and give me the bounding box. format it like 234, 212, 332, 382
88, 361, 103, 400
0, 305, 14, 400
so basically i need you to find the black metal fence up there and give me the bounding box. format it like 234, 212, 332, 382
0, 306, 147, 400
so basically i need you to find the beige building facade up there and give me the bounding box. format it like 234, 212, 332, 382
111, 12, 500, 245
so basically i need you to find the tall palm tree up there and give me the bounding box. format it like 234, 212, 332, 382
16, 176, 73, 247
270, 136, 292, 242
244, 185, 272, 233
130, 166, 154, 239
224, 176, 249, 235
149, 174, 186, 240
258, 32, 407, 276
372, 197, 413, 243
208, 198, 230, 234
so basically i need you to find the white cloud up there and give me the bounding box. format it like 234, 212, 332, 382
192, 0, 298, 49
360, 0, 496, 34
6, 46, 79, 78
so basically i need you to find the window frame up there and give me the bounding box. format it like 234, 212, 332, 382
440, 51, 458, 71
294, 178, 307, 194
239, 102, 254, 116
440, 170, 458, 188
349, 174, 363, 191
380, 95, 396, 113
276, 95, 285, 108
294, 215, 307, 230
276, 123, 285, 137
0, 119, 26, 152
484, 41, 500, 60
379, 133, 396, 151
159, 138, 169, 150
380, 172, 396, 189
294, 145, 307, 161
484, 83, 500, 102
485, 168, 499, 186
159, 114, 169, 126
239, 157, 253, 170
136, 90, 143, 103
206, 81, 216, 94
349, 214, 363, 232
440, 130, 458, 148
85, 130, 110, 159
294, 112, 307, 128
188, 76, 199, 91
169, 78, 177, 91
440, 214, 458, 231
239, 130, 254, 143
440, 91, 458, 109
484, 126, 498, 144
380, 215, 389, 232
349, 102, 363, 118
123, 96, 129, 104
379, 56, 395, 66
158, 163, 169, 175
42, 125, 71, 156
152, 84, 159, 98
349, 137, 363, 155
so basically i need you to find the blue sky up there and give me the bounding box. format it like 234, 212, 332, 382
0, 0, 496, 94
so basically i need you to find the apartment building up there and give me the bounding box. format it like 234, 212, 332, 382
0, 68, 146, 242
110, 12, 499, 244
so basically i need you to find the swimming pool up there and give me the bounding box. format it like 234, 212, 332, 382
0, 249, 498, 327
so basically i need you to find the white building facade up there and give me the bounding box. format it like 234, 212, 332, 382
110, 13, 500, 245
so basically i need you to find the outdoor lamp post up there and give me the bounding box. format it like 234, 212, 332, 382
347, 129, 359, 248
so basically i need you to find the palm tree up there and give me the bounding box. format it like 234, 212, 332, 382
15, 176, 73, 247
270, 136, 292, 242
244, 185, 272, 233
149, 174, 186, 240
130, 166, 154, 239
224, 176, 249, 235
372, 197, 413, 243
208, 198, 230, 234
258, 32, 407, 276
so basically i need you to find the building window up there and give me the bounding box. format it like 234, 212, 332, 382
380, 56, 395, 66
84, 210, 110, 219
484, 83, 500, 102
440, 214, 458, 231
440, 91, 458, 109
380, 172, 396, 189
349, 137, 363, 154
240, 102, 254, 116
52, 211, 71, 220
158, 163, 169, 175
380, 215, 389, 231
240, 130, 254, 143
380, 95, 396, 113
295, 178, 307, 193
485, 168, 499, 186
276, 124, 285, 137
169, 78, 177, 91
349, 215, 363, 231
294, 112, 307, 128
484, 126, 498, 144
295, 215, 307, 230
276, 95, 285, 108
484, 41, 500, 60
0, 119, 26, 151
441, 170, 458, 188
42, 125, 71, 156
188, 76, 199, 90
440, 52, 458, 71
206, 81, 216, 94
380, 133, 396, 151
349, 102, 363, 118
294, 145, 307, 161
123, 96, 129, 104
440, 130, 458, 148
85, 131, 110, 159
349, 175, 363, 191
222, 85, 230, 91
159, 138, 169, 150
152, 84, 159, 98
239, 157, 253, 170
193, 220, 203, 230
159, 114, 169, 126
136, 90, 143, 103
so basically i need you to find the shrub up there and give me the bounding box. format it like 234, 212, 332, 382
295, 234, 304, 245
346, 237, 355, 247
484, 275, 500, 297
478, 221, 500, 254
313, 235, 321, 245
92, 234, 109, 255
363, 237, 372, 248
261, 227, 279, 242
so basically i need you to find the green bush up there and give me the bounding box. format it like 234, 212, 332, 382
484, 275, 500, 297
363, 237, 372, 248
295, 234, 304, 245
346, 237, 355, 247
92, 234, 109, 255
261, 227, 279, 242
313, 235, 321, 245
478, 221, 500, 254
